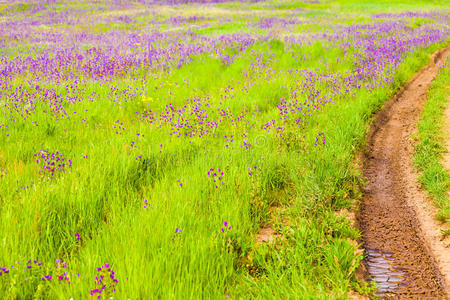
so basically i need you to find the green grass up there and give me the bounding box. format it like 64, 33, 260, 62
414, 62, 450, 228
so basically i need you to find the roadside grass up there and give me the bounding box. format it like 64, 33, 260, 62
414, 60, 450, 229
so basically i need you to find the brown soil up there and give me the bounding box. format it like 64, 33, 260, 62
257, 226, 275, 243
359, 46, 450, 298
256, 206, 283, 245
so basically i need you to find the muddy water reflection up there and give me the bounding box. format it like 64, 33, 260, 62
366, 249, 407, 295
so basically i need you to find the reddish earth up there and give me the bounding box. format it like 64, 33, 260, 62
359, 46, 450, 298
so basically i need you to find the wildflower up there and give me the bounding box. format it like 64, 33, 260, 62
172, 227, 182, 241
208, 168, 224, 188
221, 221, 232, 233
34, 150, 72, 179
91, 264, 119, 298
315, 132, 326, 147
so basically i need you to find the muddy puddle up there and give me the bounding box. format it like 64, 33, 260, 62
365, 249, 407, 295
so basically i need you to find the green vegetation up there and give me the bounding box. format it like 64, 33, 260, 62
414, 61, 450, 228
0, 0, 449, 298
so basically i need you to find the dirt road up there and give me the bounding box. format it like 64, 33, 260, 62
359, 46, 450, 298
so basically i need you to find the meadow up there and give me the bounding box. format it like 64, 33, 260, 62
0, 0, 449, 298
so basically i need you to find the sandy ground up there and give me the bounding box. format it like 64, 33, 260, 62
359, 46, 450, 298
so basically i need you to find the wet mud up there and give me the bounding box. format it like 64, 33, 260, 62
359, 46, 450, 298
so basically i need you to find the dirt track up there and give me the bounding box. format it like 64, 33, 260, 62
359, 46, 450, 298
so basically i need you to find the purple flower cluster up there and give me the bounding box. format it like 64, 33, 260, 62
113, 120, 126, 135
129, 140, 137, 150
34, 150, 72, 178
0, 168, 6, 178
248, 166, 258, 176
224, 134, 234, 148
208, 168, 224, 188
255, 17, 301, 30
315, 132, 326, 147
57, 272, 70, 283
171, 228, 182, 241
90, 264, 119, 299
169, 15, 206, 25
221, 221, 232, 233
0, 266, 10, 275
140, 0, 250, 5
240, 139, 252, 150
38, 259, 69, 283
55, 259, 67, 268
28, 259, 43, 267
143, 199, 154, 209
55, 259, 70, 283
41, 274, 52, 281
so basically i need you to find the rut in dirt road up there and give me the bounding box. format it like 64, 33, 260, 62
360, 46, 450, 298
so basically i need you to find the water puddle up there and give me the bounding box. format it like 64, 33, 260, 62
365, 249, 408, 295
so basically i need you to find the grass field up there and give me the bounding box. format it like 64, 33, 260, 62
0, 0, 449, 298
415, 58, 450, 231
